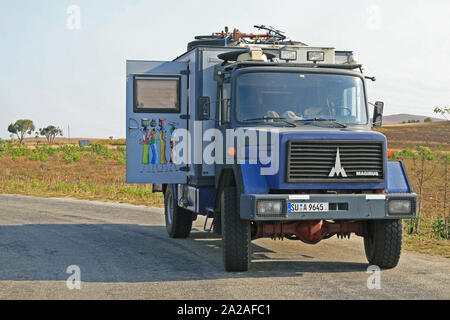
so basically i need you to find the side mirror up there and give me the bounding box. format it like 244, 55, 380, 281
198, 96, 210, 120
372, 101, 384, 127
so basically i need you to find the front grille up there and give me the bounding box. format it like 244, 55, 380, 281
287, 140, 385, 182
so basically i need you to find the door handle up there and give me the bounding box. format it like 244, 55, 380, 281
128, 118, 139, 130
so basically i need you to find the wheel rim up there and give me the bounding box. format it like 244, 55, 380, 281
167, 192, 174, 225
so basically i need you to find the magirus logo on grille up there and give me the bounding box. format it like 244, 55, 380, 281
356, 171, 379, 176
329, 148, 347, 177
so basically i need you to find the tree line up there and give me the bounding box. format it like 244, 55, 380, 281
7, 119, 63, 144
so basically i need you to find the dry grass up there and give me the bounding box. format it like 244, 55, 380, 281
375, 121, 450, 151
402, 158, 446, 219
0, 149, 163, 207
404, 230, 449, 257
399, 157, 449, 256
375, 122, 450, 257
19, 137, 126, 146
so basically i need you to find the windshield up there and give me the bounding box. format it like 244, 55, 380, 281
236, 72, 367, 125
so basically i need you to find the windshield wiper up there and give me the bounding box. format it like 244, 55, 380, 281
294, 118, 347, 128
242, 117, 296, 127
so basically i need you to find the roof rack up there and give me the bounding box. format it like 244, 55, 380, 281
222, 61, 362, 71
193, 25, 307, 46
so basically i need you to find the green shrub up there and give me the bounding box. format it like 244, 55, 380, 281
59, 145, 83, 154
115, 155, 126, 164
63, 152, 81, 163
404, 218, 415, 234
417, 146, 435, 161
431, 214, 449, 239
29, 153, 48, 162
399, 147, 416, 159
5, 144, 30, 157
28, 145, 59, 162
89, 143, 113, 159
61, 150, 82, 163
90, 143, 108, 154
0, 138, 5, 153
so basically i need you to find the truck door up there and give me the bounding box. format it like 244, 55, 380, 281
126, 60, 189, 184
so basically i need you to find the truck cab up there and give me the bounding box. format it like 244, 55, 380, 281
125, 26, 417, 272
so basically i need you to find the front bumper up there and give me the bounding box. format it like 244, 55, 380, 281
240, 193, 418, 221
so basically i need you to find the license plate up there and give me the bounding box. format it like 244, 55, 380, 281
287, 202, 329, 213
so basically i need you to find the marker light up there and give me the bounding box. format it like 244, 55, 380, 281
280, 50, 297, 61
388, 199, 412, 215
257, 200, 283, 215
307, 51, 325, 62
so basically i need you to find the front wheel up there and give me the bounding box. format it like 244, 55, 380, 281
364, 219, 402, 269
164, 185, 193, 238
221, 187, 251, 272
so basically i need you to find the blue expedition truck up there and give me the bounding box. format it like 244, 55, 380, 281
125, 26, 417, 272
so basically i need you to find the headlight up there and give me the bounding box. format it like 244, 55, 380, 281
257, 200, 283, 215
280, 50, 297, 61
307, 51, 324, 62
388, 199, 412, 215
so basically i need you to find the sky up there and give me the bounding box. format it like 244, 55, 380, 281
0, 0, 449, 139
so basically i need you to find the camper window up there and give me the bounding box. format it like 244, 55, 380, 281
134, 76, 180, 113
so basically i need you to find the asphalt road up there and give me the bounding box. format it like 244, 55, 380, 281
0, 194, 448, 300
